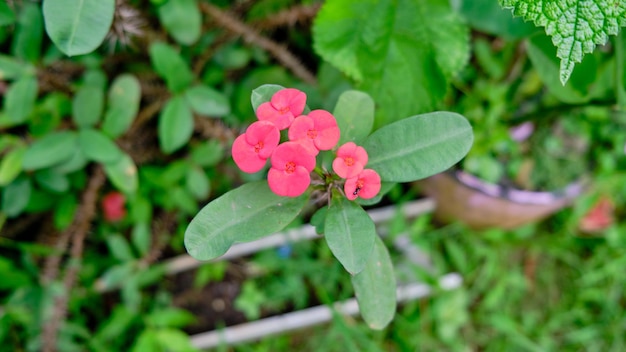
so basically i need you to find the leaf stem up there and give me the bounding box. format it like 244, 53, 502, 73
616, 31, 626, 111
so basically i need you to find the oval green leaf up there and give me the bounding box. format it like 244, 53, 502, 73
0, 2, 16, 26
0, 55, 35, 80
185, 85, 231, 117
363, 111, 473, 183
5, 76, 38, 124
2, 177, 31, 218
78, 128, 123, 164
185, 166, 210, 200
351, 235, 396, 330
158, 96, 194, 154
184, 181, 308, 261
72, 85, 104, 127
324, 195, 376, 275
0, 147, 25, 186
333, 90, 374, 144
149, 42, 194, 93
102, 74, 141, 138
42, 0, 115, 56
12, 2, 43, 63
22, 131, 77, 170
157, 0, 201, 45
103, 153, 138, 194
34, 169, 70, 193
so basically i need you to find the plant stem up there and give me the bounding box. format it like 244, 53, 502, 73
616, 31, 626, 111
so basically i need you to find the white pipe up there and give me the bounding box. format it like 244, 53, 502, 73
189, 273, 462, 350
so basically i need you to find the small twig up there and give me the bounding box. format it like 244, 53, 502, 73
41, 166, 106, 352
251, 3, 321, 30
199, 2, 317, 86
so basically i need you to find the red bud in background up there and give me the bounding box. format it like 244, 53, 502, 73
102, 192, 127, 222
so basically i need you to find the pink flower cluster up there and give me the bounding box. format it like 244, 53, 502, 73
332, 142, 381, 201
232, 88, 381, 201
233, 88, 340, 197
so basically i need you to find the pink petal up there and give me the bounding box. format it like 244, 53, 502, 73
344, 177, 359, 201
344, 169, 381, 200
271, 142, 316, 172
309, 110, 340, 150
245, 121, 280, 159
271, 88, 306, 117
232, 134, 267, 173
256, 102, 293, 130
288, 116, 318, 155
268, 166, 311, 197
337, 142, 357, 158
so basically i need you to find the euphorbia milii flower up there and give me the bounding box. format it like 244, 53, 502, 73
102, 192, 127, 222
332, 142, 368, 179
344, 169, 381, 201
256, 88, 306, 130
268, 142, 316, 197
232, 121, 280, 173
288, 110, 340, 155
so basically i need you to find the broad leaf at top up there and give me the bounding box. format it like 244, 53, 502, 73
313, 0, 469, 124
43, 0, 115, 56
500, 0, 626, 85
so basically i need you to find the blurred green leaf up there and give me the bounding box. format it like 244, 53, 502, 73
12, 2, 43, 62
185, 181, 308, 260
0, 257, 31, 289
102, 74, 141, 138
78, 128, 123, 164
131, 329, 160, 352
460, 0, 535, 39
0, 2, 16, 26
145, 308, 195, 329
51, 148, 88, 174
158, 0, 201, 45
185, 166, 210, 200
333, 90, 374, 145
364, 112, 474, 182
43, 0, 115, 56
2, 177, 31, 217
190, 140, 223, 167
158, 96, 194, 154
153, 328, 197, 352
34, 169, 70, 193
313, 0, 469, 124
107, 234, 135, 262
131, 222, 151, 257
22, 131, 77, 170
5, 76, 38, 125
0, 146, 25, 186
351, 236, 396, 330
149, 42, 194, 93
72, 85, 104, 127
0, 55, 34, 80
103, 153, 138, 194
184, 84, 230, 117
325, 194, 376, 274
54, 193, 77, 230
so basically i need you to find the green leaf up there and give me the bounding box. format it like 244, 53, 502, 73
103, 153, 138, 194
5, 76, 38, 125
54, 194, 77, 230
22, 131, 78, 170
107, 234, 135, 262
0, 55, 35, 80
78, 128, 123, 164
500, 0, 626, 84
185, 166, 210, 200
42, 0, 115, 56
102, 74, 141, 138
363, 111, 473, 182
157, 0, 201, 45
351, 236, 396, 330
184, 85, 231, 117
0, 147, 25, 186
149, 42, 194, 93
250, 84, 284, 112
131, 222, 151, 257
313, 0, 469, 124
526, 33, 598, 104
460, 0, 536, 39
2, 177, 31, 218
72, 85, 105, 127
51, 148, 88, 174
158, 96, 194, 154
333, 90, 374, 145
184, 181, 308, 261
190, 140, 224, 167
324, 195, 376, 275
145, 308, 195, 329
0, 2, 16, 26
12, 2, 43, 62
34, 169, 70, 193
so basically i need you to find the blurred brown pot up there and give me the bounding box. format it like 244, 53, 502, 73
417, 170, 585, 230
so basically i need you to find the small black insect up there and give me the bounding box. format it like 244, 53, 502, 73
353, 186, 361, 196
